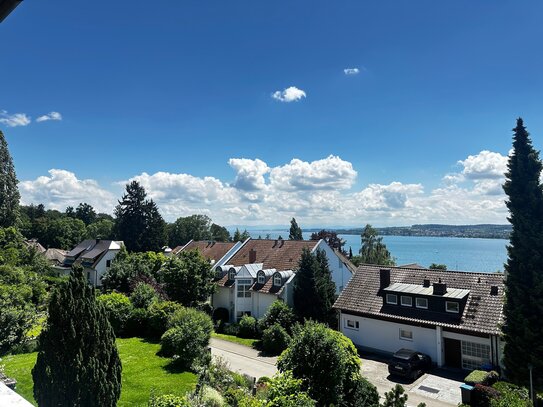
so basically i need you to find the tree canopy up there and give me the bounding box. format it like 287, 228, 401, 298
502, 118, 543, 388
288, 218, 303, 240
358, 224, 395, 266
310, 229, 345, 252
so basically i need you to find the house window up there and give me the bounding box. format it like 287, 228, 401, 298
273, 274, 282, 286
228, 269, 236, 280
106, 259, 111, 267
446, 301, 459, 313
416, 298, 428, 309
461, 341, 491, 370
237, 279, 253, 298
257, 273, 265, 284
345, 319, 359, 330
386, 294, 397, 305
401, 296, 412, 307
399, 329, 413, 341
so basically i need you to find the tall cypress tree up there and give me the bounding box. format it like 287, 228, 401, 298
32, 268, 122, 406
502, 118, 543, 387
289, 217, 303, 240
315, 249, 337, 326
0, 130, 20, 227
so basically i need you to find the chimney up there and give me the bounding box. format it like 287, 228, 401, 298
423, 278, 431, 288
379, 269, 390, 289
490, 285, 499, 296
433, 282, 447, 295
249, 248, 257, 263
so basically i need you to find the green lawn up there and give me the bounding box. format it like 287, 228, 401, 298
2, 337, 197, 406
211, 332, 258, 348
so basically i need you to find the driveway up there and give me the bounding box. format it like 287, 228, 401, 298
209, 338, 463, 406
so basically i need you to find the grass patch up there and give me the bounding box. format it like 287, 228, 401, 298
3, 337, 197, 406
212, 332, 258, 348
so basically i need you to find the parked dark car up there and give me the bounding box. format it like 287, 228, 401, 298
388, 348, 432, 380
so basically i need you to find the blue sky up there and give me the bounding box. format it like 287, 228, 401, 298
2, 1, 543, 226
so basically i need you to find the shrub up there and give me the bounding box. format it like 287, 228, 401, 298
125, 307, 150, 337
148, 301, 183, 338
238, 315, 258, 339
483, 371, 499, 386
277, 321, 361, 406
465, 370, 490, 385
213, 307, 229, 324
266, 371, 316, 407
161, 308, 213, 367
344, 376, 380, 407
224, 323, 240, 336
259, 301, 296, 334
472, 383, 500, 407
223, 388, 250, 407
97, 292, 133, 336
199, 385, 225, 407
262, 324, 290, 355
208, 357, 235, 392
148, 393, 190, 407
130, 282, 159, 309
491, 381, 530, 406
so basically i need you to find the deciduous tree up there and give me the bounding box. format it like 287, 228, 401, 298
289, 218, 303, 240
359, 224, 395, 266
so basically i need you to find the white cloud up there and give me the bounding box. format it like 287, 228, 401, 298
271, 86, 306, 102
459, 150, 508, 179
19, 169, 116, 213
228, 158, 269, 191
270, 155, 357, 191
36, 111, 62, 122
343, 68, 360, 75
355, 182, 424, 211
0, 110, 31, 127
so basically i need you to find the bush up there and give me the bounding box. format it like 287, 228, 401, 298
161, 308, 213, 367
148, 393, 190, 407
97, 292, 133, 336
208, 357, 235, 392
130, 282, 159, 309
472, 384, 500, 407
483, 371, 499, 386
465, 370, 491, 385
223, 388, 250, 407
262, 324, 290, 355
125, 307, 150, 337
148, 301, 183, 338
266, 371, 316, 407
213, 307, 229, 324
491, 381, 530, 406
238, 315, 258, 339
223, 323, 240, 336
259, 301, 296, 334
344, 376, 380, 407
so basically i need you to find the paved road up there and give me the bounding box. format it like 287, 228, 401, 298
209, 338, 462, 407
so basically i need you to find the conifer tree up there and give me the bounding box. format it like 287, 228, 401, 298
114, 181, 166, 252
289, 217, 303, 240
0, 130, 20, 227
32, 268, 122, 406
502, 118, 543, 388
315, 249, 337, 326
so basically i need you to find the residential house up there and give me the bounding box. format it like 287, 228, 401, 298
334, 264, 504, 371
212, 238, 353, 322
44, 248, 67, 267
24, 239, 46, 254
173, 240, 242, 267
55, 239, 123, 287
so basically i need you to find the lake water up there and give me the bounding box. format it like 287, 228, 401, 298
245, 230, 509, 273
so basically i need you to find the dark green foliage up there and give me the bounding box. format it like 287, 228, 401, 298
210, 223, 231, 242
502, 118, 543, 388
233, 228, 250, 242
32, 268, 122, 406
160, 250, 214, 307
288, 218, 303, 240
125, 307, 151, 337
161, 307, 213, 367
97, 292, 134, 336
266, 371, 316, 407
85, 218, 114, 239
45, 217, 87, 249
359, 224, 395, 265
344, 376, 380, 407
0, 131, 20, 228
491, 381, 531, 407
277, 321, 361, 406
259, 300, 296, 334
212, 307, 230, 324
0, 293, 35, 355
114, 181, 167, 252
130, 281, 159, 308
472, 384, 500, 407
75, 203, 97, 225
148, 301, 184, 338
293, 249, 337, 325
310, 229, 346, 252
238, 315, 259, 338
262, 323, 291, 355
429, 263, 447, 270
381, 384, 408, 407
168, 214, 212, 247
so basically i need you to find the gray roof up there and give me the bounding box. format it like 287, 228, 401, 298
384, 282, 470, 299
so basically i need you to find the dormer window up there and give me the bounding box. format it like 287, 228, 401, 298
215, 267, 222, 279
386, 294, 397, 305
446, 301, 459, 313
400, 296, 412, 307
228, 269, 236, 280
273, 274, 282, 286
257, 273, 265, 284
416, 298, 428, 309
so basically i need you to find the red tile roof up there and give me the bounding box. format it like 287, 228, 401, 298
177, 241, 236, 263
228, 239, 318, 270
334, 264, 505, 335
